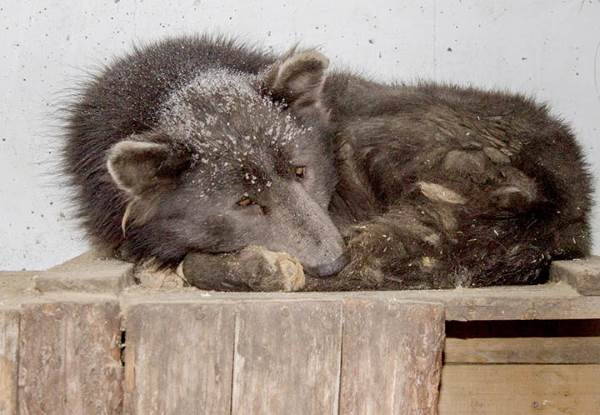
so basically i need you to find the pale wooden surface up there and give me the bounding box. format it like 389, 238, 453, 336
122, 280, 600, 321
18, 299, 123, 415
438, 364, 600, 415
123, 303, 236, 415
339, 299, 445, 415
231, 301, 342, 415
551, 257, 600, 295
0, 272, 37, 296
123, 298, 444, 415
445, 337, 600, 364
39, 253, 133, 294
2, 252, 600, 414
4, 251, 600, 321
0, 310, 19, 415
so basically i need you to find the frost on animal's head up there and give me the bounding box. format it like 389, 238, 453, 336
105, 49, 345, 276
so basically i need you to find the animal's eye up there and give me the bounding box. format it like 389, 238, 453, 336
294, 166, 306, 179
237, 196, 255, 207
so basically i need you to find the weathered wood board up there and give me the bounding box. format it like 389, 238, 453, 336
445, 337, 600, 364
231, 300, 343, 415
438, 364, 600, 415
122, 280, 600, 321
123, 302, 236, 414
0, 310, 19, 415
17, 297, 123, 414
122, 297, 444, 415
340, 299, 444, 415
39, 253, 133, 294
551, 257, 600, 295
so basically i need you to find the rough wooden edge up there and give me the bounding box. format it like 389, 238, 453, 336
34, 251, 134, 294
5, 252, 600, 321
121, 280, 600, 321
0, 271, 39, 296
551, 256, 600, 295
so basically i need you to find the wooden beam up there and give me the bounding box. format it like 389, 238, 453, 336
122, 280, 600, 321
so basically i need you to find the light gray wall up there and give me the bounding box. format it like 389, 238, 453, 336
1, 0, 599, 270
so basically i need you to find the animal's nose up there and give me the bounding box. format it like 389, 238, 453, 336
305, 253, 349, 278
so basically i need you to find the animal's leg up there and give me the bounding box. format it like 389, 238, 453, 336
182, 246, 306, 292
337, 184, 465, 290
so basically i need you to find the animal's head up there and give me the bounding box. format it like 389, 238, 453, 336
106, 50, 347, 277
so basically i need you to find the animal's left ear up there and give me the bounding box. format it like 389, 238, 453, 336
260, 48, 330, 121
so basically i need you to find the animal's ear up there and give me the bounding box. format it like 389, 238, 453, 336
107, 136, 191, 197
260, 48, 329, 120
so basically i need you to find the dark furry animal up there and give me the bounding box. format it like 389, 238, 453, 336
63, 35, 592, 290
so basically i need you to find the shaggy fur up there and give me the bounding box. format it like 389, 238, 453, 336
62, 35, 592, 289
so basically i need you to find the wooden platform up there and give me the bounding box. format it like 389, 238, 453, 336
1, 253, 600, 414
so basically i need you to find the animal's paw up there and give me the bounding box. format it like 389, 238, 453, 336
239, 246, 306, 292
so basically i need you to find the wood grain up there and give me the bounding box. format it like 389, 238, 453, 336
439, 364, 600, 415
18, 299, 122, 415
339, 299, 445, 415
123, 302, 236, 415
445, 337, 600, 364
0, 310, 19, 415
551, 257, 600, 295
231, 300, 342, 415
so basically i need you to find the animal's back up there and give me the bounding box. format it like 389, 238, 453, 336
325, 73, 592, 287
63, 36, 275, 253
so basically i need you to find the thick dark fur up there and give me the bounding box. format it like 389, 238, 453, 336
63, 35, 592, 289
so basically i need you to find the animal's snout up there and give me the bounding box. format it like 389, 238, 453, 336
305, 253, 349, 278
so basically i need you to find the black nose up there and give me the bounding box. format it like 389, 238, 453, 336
305, 253, 349, 278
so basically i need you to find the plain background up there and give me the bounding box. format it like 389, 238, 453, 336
1, 0, 599, 270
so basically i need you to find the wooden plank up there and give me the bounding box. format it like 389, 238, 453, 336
445, 337, 600, 364
340, 299, 445, 415
551, 257, 600, 295
0, 271, 37, 295
231, 300, 342, 415
0, 310, 19, 415
123, 302, 235, 414
36, 257, 133, 294
122, 280, 600, 321
439, 364, 600, 415
18, 299, 122, 414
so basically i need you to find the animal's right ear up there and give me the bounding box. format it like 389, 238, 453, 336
107, 137, 190, 197
260, 48, 330, 121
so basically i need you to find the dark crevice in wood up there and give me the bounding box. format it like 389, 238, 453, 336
119, 328, 126, 367
446, 319, 600, 339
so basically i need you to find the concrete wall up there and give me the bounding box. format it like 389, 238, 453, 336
1, 0, 599, 270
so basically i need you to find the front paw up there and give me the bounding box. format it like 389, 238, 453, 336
183, 246, 305, 292
238, 246, 306, 292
